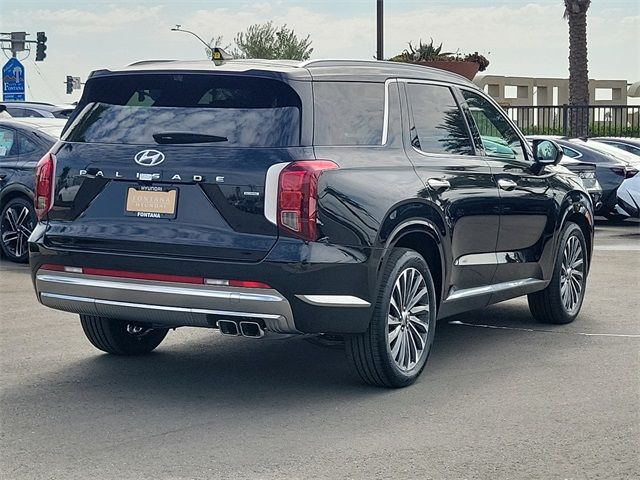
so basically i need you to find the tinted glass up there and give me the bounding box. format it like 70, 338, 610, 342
66, 74, 301, 147
562, 147, 580, 158
18, 133, 40, 154
53, 109, 74, 119
0, 127, 17, 157
6, 108, 28, 117
408, 84, 473, 155
463, 90, 527, 162
314, 82, 384, 145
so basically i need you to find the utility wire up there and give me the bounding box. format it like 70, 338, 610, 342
27, 57, 65, 103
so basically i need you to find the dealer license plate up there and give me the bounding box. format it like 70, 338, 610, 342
125, 187, 177, 218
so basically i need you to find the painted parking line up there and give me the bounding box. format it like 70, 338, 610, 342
448, 320, 640, 338
594, 244, 640, 251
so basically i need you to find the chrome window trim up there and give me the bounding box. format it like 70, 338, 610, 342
381, 78, 397, 145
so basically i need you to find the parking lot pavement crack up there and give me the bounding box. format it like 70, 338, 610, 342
448, 320, 640, 338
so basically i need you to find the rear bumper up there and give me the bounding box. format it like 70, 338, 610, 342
29, 230, 376, 334
36, 271, 299, 333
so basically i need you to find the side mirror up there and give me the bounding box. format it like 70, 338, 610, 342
532, 139, 563, 165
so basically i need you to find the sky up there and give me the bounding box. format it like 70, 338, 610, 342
1, 0, 639, 104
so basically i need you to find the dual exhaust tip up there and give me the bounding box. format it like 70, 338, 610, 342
218, 319, 265, 338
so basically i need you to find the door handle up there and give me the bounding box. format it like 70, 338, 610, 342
427, 178, 450, 191
497, 178, 518, 191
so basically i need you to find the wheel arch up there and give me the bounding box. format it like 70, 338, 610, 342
557, 191, 594, 270
0, 184, 34, 209
379, 217, 447, 309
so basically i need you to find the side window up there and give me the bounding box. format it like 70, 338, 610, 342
26, 109, 45, 118
19, 133, 39, 154
314, 82, 384, 145
462, 90, 528, 162
407, 83, 473, 155
0, 127, 18, 158
6, 107, 27, 117
561, 147, 580, 158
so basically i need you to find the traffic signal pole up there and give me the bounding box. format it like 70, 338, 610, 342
376, 0, 384, 60
0, 31, 47, 61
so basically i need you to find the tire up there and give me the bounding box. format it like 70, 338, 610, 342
1, 196, 36, 263
347, 248, 437, 388
80, 315, 168, 355
528, 222, 588, 324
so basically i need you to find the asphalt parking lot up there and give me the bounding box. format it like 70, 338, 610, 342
1, 219, 638, 480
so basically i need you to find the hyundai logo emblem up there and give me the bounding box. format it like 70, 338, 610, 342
134, 149, 165, 167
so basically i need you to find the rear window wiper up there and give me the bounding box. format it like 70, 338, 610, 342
152, 132, 228, 144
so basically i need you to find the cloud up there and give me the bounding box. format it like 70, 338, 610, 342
1, 1, 638, 104
21, 6, 165, 34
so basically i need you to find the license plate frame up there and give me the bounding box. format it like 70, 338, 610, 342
125, 186, 178, 219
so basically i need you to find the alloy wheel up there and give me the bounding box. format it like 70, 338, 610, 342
1, 204, 34, 260
560, 235, 584, 314
387, 267, 430, 371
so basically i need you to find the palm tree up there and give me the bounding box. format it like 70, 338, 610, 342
564, 0, 591, 137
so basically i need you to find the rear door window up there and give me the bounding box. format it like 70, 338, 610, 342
0, 127, 17, 157
65, 74, 302, 147
18, 133, 39, 154
313, 82, 384, 145
407, 83, 474, 155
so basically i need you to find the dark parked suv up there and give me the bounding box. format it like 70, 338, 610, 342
29, 58, 594, 387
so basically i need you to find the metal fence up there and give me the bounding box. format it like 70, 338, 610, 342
504, 105, 640, 137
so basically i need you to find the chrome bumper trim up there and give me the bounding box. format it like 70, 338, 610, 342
36, 272, 299, 333
446, 278, 546, 302
296, 295, 370, 307
36, 274, 283, 303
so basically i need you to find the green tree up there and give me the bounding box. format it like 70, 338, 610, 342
564, 0, 591, 137
234, 22, 313, 60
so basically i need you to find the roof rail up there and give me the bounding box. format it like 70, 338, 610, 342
127, 60, 178, 67
300, 59, 394, 69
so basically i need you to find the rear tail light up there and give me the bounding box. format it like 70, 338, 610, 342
34, 153, 55, 220
612, 166, 638, 179
277, 160, 338, 241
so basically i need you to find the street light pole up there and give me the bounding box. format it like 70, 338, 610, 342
170, 25, 211, 50
376, 0, 384, 60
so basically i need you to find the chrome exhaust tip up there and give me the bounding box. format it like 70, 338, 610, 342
218, 319, 240, 336
239, 321, 265, 338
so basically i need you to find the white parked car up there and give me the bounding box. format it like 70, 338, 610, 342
615, 174, 640, 218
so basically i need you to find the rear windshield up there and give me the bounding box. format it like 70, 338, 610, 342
65, 74, 302, 147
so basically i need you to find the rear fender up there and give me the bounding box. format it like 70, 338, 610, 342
374, 200, 449, 307
556, 190, 594, 272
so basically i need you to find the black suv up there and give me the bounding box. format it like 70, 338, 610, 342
1, 119, 59, 262
29, 59, 593, 387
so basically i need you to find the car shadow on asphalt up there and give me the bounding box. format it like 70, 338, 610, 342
3, 300, 552, 415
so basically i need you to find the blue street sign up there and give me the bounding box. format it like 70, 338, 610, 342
2, 58, 26, 102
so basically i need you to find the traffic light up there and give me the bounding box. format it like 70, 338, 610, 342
65, 76, 73, 94
35, 31, 47, 61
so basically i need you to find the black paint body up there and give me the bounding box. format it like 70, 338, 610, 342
29, 61, 594, 334
0, 120, 56, 209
